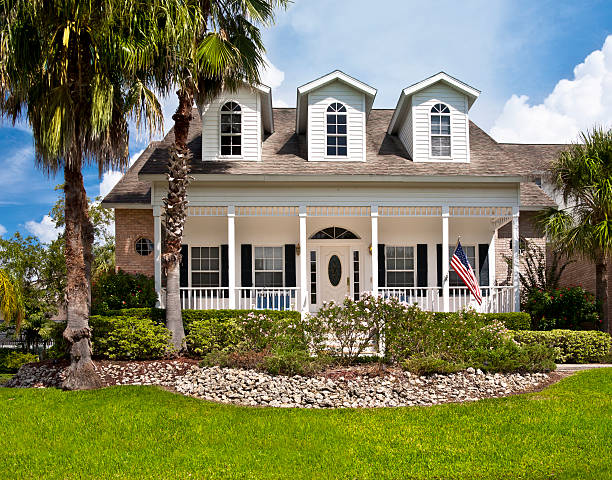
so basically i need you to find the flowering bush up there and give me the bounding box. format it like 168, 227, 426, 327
524, 287, 600, 330
309, 294, 406, 363
91, 271, 157, 314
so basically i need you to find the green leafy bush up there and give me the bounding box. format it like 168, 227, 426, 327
524, 287, 600, 330
0, 350, 38, 372
401, 356, 464, 376
481, 312, 531, 331
185, 317, 242, 356
513, 329, 611, 363
262, 348, 331, 376
467, 342, 556, 373
92, 316, 172, 360
92, 271, 157, 314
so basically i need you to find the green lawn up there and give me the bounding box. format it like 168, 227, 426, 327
1, 369, 611, 480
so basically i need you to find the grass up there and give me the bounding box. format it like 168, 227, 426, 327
0, 369, 611, 480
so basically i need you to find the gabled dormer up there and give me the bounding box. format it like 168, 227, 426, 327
199, 84, 274, 162
388, 72, 480, 163
296, 71, 377, 162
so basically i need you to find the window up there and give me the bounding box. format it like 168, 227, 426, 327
430, 103, 451, 157
310, 227, 359, 240
220, 101, 241, 156
135, 238, 153, 256
353, 250, 360, 300
254, 246, 283, 287
326, 102, 347, 156
310, 251, 317, 304
191, 247, 220, 287
385, 246, 415, 287
449, 245, 476, 287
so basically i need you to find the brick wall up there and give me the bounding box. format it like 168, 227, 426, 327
495, 211, 546, 285
115, 208, 155, 277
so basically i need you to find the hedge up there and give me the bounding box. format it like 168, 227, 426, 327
432, 312, 531, 331
513, 330, 612, 363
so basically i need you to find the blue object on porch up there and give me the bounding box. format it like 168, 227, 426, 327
256, 294, 291, 310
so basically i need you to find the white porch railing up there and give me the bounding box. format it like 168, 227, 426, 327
180, 287, 230, 310
237, 287, 300, 311
379, 286, 515, 313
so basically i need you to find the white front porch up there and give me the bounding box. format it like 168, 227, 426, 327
154, 204, 521, 314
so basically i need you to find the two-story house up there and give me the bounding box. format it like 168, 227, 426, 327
102, 71, 563, 315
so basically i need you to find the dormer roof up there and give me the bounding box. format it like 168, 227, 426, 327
387, 72, 480, 134
295, 70, 377, 134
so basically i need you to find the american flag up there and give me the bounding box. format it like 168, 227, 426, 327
450, 240, 482, 305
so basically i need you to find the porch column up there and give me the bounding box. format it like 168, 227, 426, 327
512, 206, 520, 312
227, 205, 236, 309
371, 205, 379, 296
299, 206, 308, 315
488, 230, 496, 288
153, 206, 162, 305
442, 206, 450, 312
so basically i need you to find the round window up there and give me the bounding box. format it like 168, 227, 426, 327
135, 238, 153, 256
328, 255, 342, 286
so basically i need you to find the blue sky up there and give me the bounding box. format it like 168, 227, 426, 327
1, 0, 611, 240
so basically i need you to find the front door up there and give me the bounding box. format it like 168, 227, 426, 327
320, 246, 351, 305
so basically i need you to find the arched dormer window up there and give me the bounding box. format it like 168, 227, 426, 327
220, 101, 241, 156
430, 103, 451, 157
326, 102, 347, 156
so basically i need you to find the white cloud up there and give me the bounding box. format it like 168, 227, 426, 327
99, 149, 144, 199
260, 55, 285, 90
491, 35, 612, 143
25, 215, 62, 244
0, 224, 6, 237
273, 99, 289, 108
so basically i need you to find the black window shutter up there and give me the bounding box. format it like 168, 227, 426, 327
240, 244, 253, 287
284, 244, 296, 287
180, 245, 189, 287
378, 244, 386, 287
478, 243, 489, 287
221, 244, 229, 287
417, 244, 428, 287
436, 244, 442, 288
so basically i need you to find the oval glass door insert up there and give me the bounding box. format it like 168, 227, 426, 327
328, 255, 342, 286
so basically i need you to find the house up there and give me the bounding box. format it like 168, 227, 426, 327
102, 71, 563, 315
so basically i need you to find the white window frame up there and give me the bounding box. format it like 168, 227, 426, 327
325, 102, 348, 158
253, 246, 285, 288
190, 246, 221, 288
429, 103, 452, 159
448, 244, 478, 288
385, 245, 416, 288
219, 100, 243, 159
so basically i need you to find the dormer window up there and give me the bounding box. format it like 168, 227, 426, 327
430, 103, 451, 157
326, 102, 347, 156
220, 101, 242, 156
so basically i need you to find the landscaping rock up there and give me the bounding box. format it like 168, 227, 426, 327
6, 360, 552, 409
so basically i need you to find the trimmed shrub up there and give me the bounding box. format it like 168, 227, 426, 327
104, 307, 165, 323
262, 348, 331, 376
0, 350, 38, 373
467, 342, 556, 373
481, 312, 531, 331
91, 316, 172, 360
523, 287, 600, 330
185, 317, 242, 356
92, 271, 157, 314
401, 356, 464, 376
513, 329, 612, 363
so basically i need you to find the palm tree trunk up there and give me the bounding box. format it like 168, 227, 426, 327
595, 258, 610, 334
62, 163, 102, 390
162, 88, 194, 351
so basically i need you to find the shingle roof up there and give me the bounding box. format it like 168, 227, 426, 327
520, 182, 556, 209
103, 107, 564, 208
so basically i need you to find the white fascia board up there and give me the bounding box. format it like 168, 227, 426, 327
295, 70, 377, 133
100, 202, 152, 209
256, 84, 274, 134
138, 173, 524, 184
388, 72, 481, 134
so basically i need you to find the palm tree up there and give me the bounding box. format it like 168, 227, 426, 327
163, 0, 287, 349
0, 269, 24, 328
539, 127, 612, 335
0, 0, 193, 388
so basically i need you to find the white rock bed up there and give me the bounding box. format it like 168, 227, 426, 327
6, 361, 552, 408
